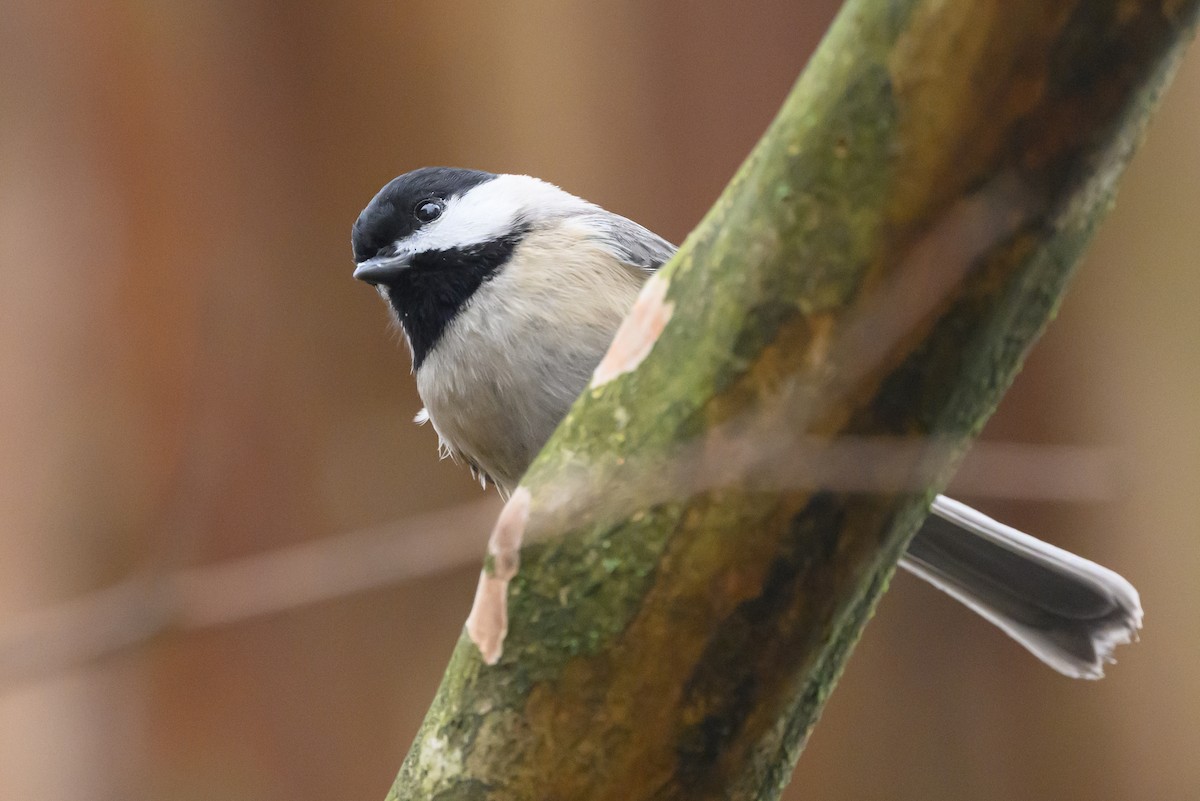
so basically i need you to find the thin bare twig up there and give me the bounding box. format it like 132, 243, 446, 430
0, 441, 1115, 691
0, 499, 500, 689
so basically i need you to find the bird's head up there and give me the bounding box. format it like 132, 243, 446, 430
352, 167, 590, 367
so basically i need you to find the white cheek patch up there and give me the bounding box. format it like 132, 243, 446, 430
401, 174, 590, 256
465, 487, 531, 665
591, 271, 675, 387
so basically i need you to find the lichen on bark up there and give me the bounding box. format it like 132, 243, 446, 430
389, 1, 1199, 799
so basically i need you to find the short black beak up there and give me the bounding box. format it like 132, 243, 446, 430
353, 254, 410, 285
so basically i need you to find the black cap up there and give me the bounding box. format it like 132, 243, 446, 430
351, 167, 496, 265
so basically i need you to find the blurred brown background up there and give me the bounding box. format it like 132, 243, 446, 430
1, 2, 1197, 800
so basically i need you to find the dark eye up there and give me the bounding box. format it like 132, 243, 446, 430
414, 199, 444, 223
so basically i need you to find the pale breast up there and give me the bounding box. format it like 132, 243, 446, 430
414, 224, 645, 492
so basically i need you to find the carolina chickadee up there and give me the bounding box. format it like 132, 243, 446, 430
352, 167, 1142, 679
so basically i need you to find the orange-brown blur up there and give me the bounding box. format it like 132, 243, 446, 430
1, 3, 1197, 799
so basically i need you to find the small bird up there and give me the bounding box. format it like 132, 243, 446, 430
352, 166, 1142, 679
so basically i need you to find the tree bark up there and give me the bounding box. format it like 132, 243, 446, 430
389, 1, 1198, 799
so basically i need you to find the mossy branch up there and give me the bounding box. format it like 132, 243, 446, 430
390, 2, 1197, 799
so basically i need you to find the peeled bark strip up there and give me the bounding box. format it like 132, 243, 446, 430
390, 2, 1198, 800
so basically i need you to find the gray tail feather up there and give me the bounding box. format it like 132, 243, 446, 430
900, 496, 1143, 679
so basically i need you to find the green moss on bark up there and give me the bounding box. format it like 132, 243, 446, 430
389, 1, 1199, 799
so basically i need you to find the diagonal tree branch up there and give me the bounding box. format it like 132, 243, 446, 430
390, 2, 1198, 799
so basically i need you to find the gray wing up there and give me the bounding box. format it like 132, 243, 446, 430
582, 210, 677, 273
